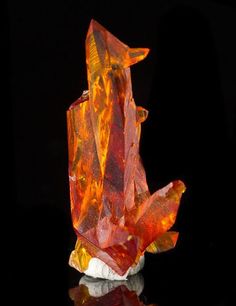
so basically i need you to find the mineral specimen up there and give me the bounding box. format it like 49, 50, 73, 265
67, 19, 186, 278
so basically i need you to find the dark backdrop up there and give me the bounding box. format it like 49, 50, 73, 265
7, 0, 235, 305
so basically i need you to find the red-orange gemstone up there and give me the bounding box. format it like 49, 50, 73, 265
67, 19, 186, 276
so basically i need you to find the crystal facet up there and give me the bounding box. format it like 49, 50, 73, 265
67, 19, 186, 276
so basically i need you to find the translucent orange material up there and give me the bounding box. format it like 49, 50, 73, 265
67, 19, 186, 275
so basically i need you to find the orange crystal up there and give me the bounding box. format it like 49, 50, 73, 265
67, 19, 186, 276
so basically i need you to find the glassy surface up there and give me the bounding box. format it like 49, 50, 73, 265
69, 274, 148, 306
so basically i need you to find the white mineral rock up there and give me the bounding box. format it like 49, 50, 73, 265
79, 273, 144, 297
83, 255, 144, 280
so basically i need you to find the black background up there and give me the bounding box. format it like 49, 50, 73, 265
6, 0, 235, 305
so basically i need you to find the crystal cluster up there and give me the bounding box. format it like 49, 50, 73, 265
67, 19, 186, 277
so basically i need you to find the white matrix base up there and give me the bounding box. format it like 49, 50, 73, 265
69, 254, 145, 281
